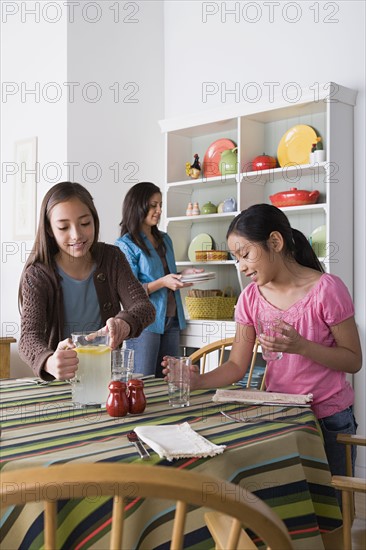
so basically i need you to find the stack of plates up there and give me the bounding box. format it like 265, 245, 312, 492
180, 272, 216, 283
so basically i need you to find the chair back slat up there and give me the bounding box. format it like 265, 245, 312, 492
44, 500, 57, 550
111, 496, 125, 549
171, 500, 187, 550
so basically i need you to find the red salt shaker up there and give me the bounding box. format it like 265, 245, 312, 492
106, 381, 129, 417
127, 379, 146, 414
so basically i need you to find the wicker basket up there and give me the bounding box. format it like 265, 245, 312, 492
185, 287, 237, 320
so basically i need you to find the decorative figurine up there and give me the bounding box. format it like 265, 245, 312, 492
310, 137, 325, 164
185, 154, 201, 179
186, 202, 193, 216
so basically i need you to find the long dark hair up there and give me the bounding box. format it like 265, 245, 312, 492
119, 182, 164, 256
227, 203, 324, 272
18, 181, 100, 307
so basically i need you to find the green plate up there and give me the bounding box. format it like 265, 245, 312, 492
310, 225, 326, 258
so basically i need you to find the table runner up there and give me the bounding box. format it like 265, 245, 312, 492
0, 379, 342, 549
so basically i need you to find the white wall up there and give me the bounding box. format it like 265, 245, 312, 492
67, 0, 165, 244
163, 0, 366, 475
0, 1, 165, 375
0, 2, 68, 376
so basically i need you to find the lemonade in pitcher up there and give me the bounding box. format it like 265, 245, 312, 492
71, 332, 111, 408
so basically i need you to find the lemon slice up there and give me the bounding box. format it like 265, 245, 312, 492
76, 345, 110, 354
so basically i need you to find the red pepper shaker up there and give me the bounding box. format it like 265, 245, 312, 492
127, 379, 146, 414
106, 381, 129, 417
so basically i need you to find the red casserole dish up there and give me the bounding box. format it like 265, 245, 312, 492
269, 188, 320, 207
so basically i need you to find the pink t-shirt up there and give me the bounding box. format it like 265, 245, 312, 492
235, 273, 355, 419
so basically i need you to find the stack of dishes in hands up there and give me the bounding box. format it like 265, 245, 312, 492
180, 272, 216, 284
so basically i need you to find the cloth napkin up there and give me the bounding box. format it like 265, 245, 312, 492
134, 422, 226, 462
212, 389, 313, 405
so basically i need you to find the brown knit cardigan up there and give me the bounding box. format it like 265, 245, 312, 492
19, 243, 156, 379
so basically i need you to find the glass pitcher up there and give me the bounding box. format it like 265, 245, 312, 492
70, 331, 111, 408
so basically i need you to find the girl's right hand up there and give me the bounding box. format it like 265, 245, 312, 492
44, 338, 79, 380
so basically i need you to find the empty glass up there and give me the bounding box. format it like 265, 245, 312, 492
111, 348, 134, 382
167, 356, 191, 407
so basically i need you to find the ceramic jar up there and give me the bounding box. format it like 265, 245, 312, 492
220, 148, 238, 175
201, 201, 217, 214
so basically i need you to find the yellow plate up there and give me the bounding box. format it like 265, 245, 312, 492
277, 124, 318, 167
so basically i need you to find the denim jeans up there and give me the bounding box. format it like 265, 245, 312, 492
126, 317, 180, 377
318, 406, 358, 507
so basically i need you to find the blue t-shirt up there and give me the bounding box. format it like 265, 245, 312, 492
57, 265, 101, 338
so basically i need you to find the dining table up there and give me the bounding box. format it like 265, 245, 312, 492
0, 377, 342, 550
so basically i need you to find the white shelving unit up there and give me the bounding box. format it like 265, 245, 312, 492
159, 82, 357, 352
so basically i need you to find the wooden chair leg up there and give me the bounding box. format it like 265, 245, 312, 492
345, 445, 355, 525
341, 489, 352, 550
171, 500, 187, 550
44, 501, 57, 550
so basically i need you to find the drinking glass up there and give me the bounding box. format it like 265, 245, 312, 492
257, 317, 283, 362
71, 331, 111, 408
167, 356, 191, 407
111, 348, 134, 382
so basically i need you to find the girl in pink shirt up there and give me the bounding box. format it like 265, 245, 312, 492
186, 204, 362, 484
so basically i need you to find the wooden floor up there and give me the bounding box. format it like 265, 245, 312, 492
352, 492, 366, 550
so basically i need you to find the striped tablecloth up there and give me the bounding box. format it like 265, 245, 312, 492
0, 378, 342, 549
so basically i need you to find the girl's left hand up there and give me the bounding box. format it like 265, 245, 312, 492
258, 320, 305, 356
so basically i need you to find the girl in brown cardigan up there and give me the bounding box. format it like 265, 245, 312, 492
18, 181, 155, 381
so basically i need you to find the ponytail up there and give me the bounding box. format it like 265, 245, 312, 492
292, 228, 324, 272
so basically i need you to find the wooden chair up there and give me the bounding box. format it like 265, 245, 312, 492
0, 337, 16, 378
0, 463, 293, 550
331, 434, 366, 550
189, 337, 266, 390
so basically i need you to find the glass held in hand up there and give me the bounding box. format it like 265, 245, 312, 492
257, 317, 283, 362
166, 356, 191, 408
